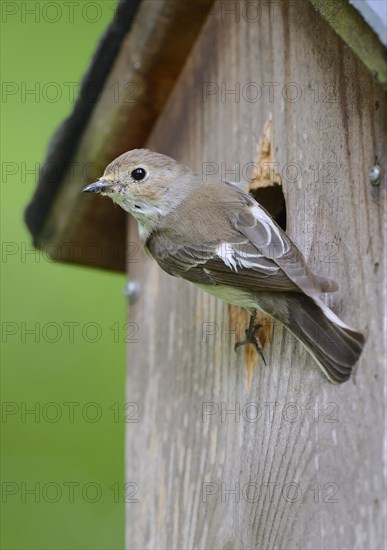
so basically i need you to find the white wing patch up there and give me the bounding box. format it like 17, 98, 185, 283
215, 242, 278, 273
216, 243, 238, 271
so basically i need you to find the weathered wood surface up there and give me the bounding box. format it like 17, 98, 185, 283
309, 0, 387, 86
126, 1, 385, 548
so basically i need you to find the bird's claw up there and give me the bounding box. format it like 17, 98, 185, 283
234, 313, 266, 365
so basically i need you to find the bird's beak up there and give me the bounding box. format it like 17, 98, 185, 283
82, 180, 113, 193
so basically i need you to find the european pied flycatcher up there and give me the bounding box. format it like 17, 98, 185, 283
83, 149, 365, 384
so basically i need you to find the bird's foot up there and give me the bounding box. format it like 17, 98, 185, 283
234, 312, 266, 365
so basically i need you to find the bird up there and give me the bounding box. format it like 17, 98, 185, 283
83, 148, 365, 384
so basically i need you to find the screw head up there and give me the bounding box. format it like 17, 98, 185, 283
369, 165, 381, 186
123, 280, 141, 305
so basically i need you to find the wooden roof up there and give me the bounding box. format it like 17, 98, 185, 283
25, 0, 214, 271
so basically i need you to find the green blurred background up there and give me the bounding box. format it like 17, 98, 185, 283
1, 2, 127, 548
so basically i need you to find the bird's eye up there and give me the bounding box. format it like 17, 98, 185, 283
131, 167, 147, 181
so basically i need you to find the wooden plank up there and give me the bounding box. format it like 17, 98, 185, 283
125, 0, 385, 548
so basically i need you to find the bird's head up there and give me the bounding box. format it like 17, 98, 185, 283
82, 149, 197, 228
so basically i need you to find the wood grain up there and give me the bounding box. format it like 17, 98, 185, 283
125, 1, 385, 548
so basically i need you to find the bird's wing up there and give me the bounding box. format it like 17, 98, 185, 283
146, 226, 301, 292
232, 188, 338, 297
146, 182, 337, 297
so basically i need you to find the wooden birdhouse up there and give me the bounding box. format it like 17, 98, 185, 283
26, 1, 386, 547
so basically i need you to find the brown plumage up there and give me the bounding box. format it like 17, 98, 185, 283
83, 149, 365, 383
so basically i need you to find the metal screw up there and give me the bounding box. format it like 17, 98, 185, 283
123, 280, 141, 305
369, 165, 381, 186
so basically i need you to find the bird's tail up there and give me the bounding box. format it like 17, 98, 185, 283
263, 293, 366, 384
